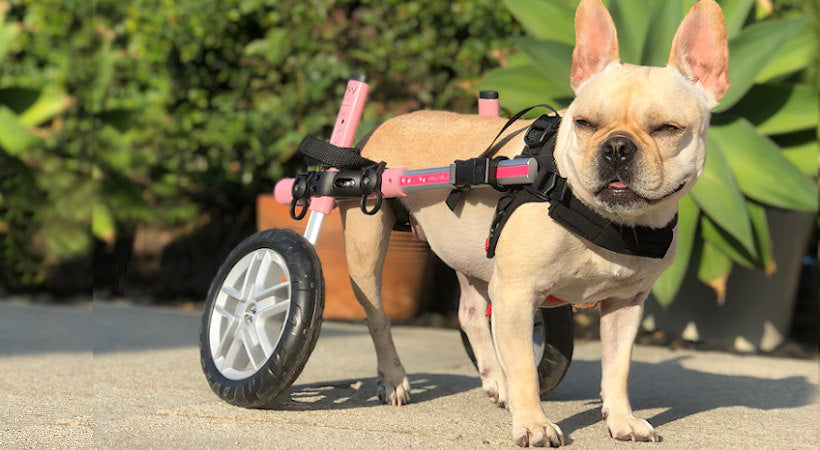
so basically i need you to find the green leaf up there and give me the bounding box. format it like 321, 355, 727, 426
755, 22, 817, 83
728, 84, 818, 136
92, 201, 116, 244
607, 0, 649, 64
652, 194, 699, 306
0, 20, 19, 66
640, 0, 685, 67
710, 117, 818, 211
715, 18, 803, 112
0, 105, 38, 155
502, 0, 576, 45
515, 38, 573, 96
718, 0, 755, 39
746, 200, 774, 273
690, 134, 756, 255
479, 64, 573, 113
780, 139, 818, 178
701, 214, 757, 269
696, 237, 733, 301
18, 85, 70, 127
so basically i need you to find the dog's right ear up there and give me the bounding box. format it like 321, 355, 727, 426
570, 0, 620, 93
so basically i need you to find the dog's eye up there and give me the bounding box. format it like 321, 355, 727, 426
652, 124, 682, 135
575, 119, 597, 131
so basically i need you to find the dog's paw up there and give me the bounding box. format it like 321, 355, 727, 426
512, 416, 564, 447
376, 373, 411, 406
605, 413, 658, 442
481, 375, 508, 407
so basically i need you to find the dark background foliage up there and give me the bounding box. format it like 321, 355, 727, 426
0, 0, 520, 298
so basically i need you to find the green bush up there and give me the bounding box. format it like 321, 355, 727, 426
1, 0, 521, 294
0, 0, 75, 290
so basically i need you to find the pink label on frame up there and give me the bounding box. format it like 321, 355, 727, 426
400, 171, 450, 187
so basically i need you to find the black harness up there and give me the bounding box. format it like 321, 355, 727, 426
479, 112, 677, 259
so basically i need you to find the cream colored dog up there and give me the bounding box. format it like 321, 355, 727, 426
339, 0, 728, 446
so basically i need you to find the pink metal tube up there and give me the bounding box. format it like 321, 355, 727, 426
307, 74, 370, 215
478, 90, 499, 117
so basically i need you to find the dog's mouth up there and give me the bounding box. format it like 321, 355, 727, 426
597, 179, 686, 207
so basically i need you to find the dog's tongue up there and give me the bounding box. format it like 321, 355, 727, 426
609, 180, 628, 189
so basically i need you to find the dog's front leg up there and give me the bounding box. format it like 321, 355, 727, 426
490, 281, 564, 447
599, 295, 658, 442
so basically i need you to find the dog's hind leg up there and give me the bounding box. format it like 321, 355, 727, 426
339, 201, 411, 406
456, 272, 507, 406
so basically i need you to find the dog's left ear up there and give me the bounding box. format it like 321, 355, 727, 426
668, 0, 730, 103
570, 0, 620, 93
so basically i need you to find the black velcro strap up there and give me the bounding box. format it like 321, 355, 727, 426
298, 136, 376, 169
548, 196, 677, 259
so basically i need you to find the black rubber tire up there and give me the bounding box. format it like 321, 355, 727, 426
460, 305, 574, 397
200, 228, 324, 408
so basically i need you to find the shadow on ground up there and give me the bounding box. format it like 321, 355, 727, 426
550, 358, 816, 438
273, 373, 479, 411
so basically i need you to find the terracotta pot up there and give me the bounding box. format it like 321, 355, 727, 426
256, 194, 433, 320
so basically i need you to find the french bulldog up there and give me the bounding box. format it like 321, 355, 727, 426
339, 0, 728, 446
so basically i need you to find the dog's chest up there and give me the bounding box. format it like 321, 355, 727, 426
547, 254, 656, 304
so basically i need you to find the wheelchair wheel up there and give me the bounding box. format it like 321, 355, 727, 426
200, 228, 324, 408
461, 305, 574, 397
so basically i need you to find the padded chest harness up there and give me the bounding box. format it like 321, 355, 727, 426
477, 111, 677, 259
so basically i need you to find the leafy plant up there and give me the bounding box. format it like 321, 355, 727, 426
0, 1, 73, 289
478, 0, 818, 304
2, 0, 520, 295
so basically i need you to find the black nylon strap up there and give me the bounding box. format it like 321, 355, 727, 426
298, 135, 376, 169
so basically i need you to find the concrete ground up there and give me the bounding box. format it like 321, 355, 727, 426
0, 299, 817, 448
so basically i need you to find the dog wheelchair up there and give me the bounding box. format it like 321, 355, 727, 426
199, 74, 574, 408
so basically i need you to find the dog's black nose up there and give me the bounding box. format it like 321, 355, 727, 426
602, 136, 637, 166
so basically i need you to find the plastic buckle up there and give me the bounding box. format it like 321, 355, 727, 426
452, 158, 491, 188
527, 170, 558, 201
524, 115, 551, 148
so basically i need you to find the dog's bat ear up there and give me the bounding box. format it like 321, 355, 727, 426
570, 0, 620, 93
668, 0, 730, 105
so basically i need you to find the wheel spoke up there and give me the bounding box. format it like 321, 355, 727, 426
221, 335, 246, 371
239, 252, 263, 300
215, 316, 240, 356
253, 281, 289, 302
240, 328, 264, 371
254, 297, 290, 319
254, 251, 274, 293
220, 285, 241, 300
214, 304, 236, 320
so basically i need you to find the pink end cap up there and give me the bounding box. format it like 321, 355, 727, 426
380, 168, 407, 197
274, 178, 295, 204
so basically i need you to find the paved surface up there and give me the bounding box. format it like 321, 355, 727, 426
0, 300, 818, 448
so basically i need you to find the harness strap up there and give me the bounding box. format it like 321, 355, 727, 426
298, 135, 377, 169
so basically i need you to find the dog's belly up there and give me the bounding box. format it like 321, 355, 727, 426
401, 188, 500, 281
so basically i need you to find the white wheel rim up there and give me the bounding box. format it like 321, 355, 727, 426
532, 311, 546, 364
209, 248, 291, 380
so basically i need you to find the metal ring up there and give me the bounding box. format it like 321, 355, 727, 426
360, 192, 383, 215
289, 197, 309, 220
